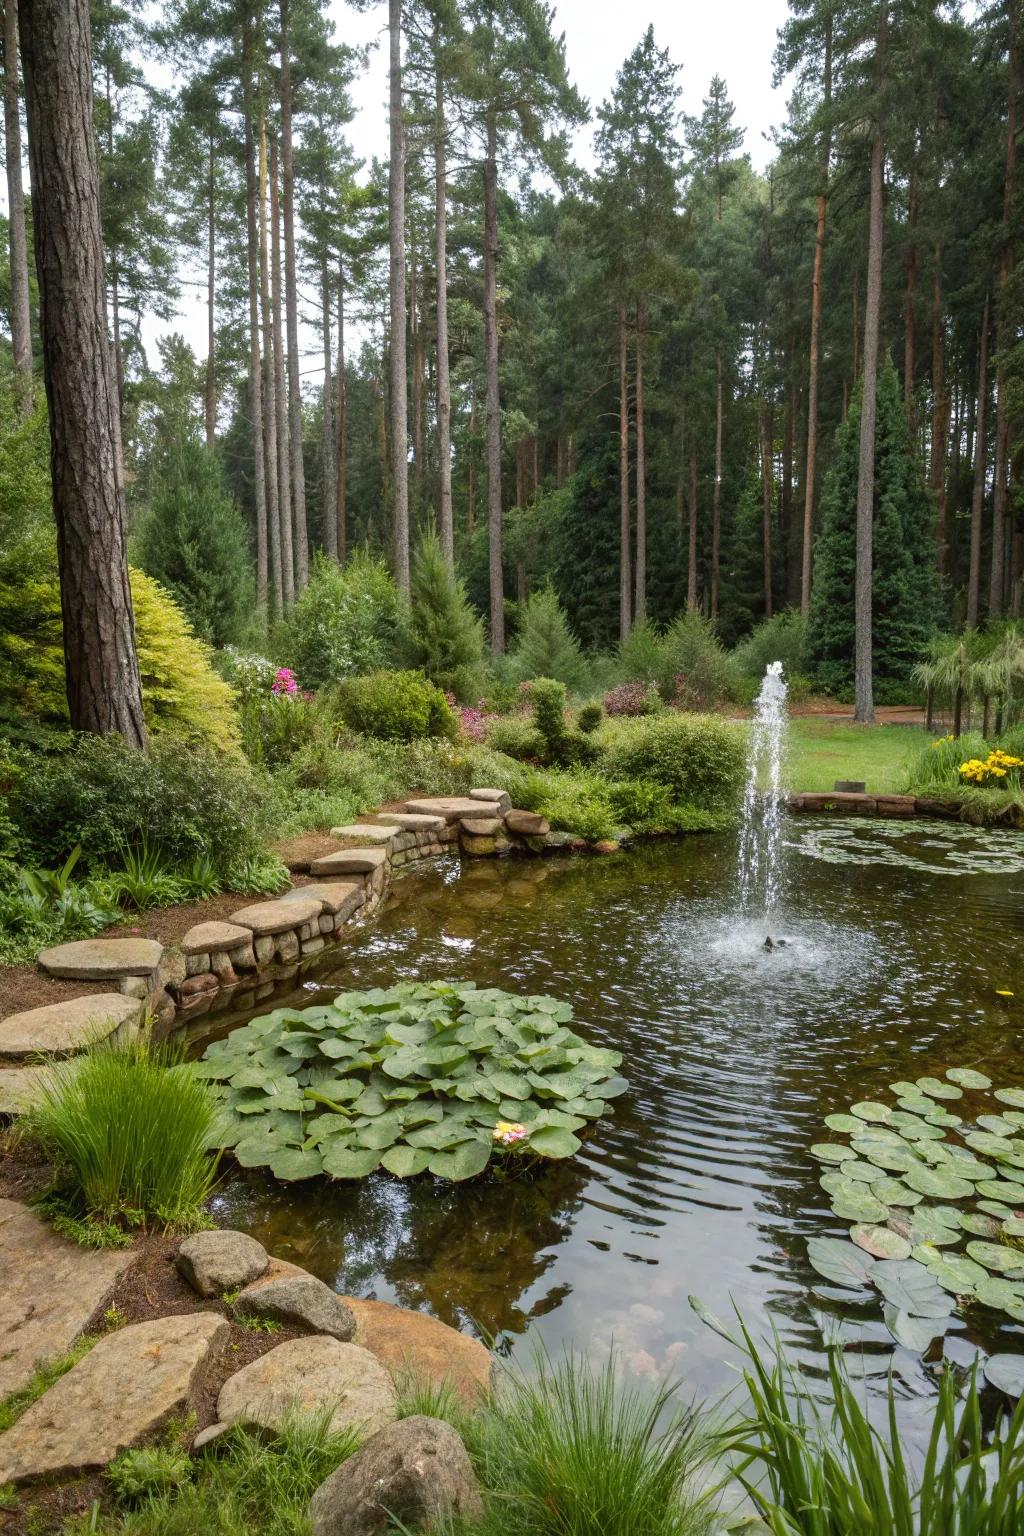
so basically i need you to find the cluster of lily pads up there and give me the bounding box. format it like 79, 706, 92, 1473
195, 981, 626, 1183
808, 1066, 1024, 1368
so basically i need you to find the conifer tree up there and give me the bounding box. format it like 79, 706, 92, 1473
510, 583, 586, 689
405, 531, 486, 700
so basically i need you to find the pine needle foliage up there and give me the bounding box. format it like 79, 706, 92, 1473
511, 585, 588, 690
405, 531, 487, 702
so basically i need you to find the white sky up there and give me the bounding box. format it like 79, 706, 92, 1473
160, 0, 794, 361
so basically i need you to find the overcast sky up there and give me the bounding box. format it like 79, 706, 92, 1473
161, 0, 794, 361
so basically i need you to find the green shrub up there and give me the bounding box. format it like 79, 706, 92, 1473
506, 766, 618, 841
278, 550, 401, 690
903, 731, 990, 792
618, 620, 668, 685
107, 1445, 195, 1503
405, 531, 487, 702
486, 715, 545, 761
660, 611, 739, 707
132, 440, 254, 648
0, 847, 120, 966
510, 585, 588, 690
526, 677, 597, 767
331, 669, 457, 743
10, 734, 270, 875
577, 701, 603, 733
601, 714, 745, 810
732, 608, 807, 682
25, 1036, 219, 1232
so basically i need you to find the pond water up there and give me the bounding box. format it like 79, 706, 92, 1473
206, 817, 1024, 1411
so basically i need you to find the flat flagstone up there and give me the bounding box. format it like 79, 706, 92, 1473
228, 896, 322, 935
0, 994, 142, 1060
310, 847, 388, 876
283, 882, 363, 918
328, 823, 400, 844
404, 797, 491, 824
217, 1335, 396, 1438
180, 921, 253, 956
0, 1065, 52, 1116
376, 812, 446, 831
0, 1199, 138, 1399
37, 937, 163, 981
469, 788, 512, 813
0, 1312, 229, 1484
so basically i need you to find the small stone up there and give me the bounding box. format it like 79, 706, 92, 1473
470, 787, 512, 814
0, 994, 141, 1060
875, 794, 917, 818
0, 1313, 229, 1485
179, 973, 219, 1000
302, 936, 326, 957
229, 943, 258, 970
253, 935, 275, 964
375, 812, 446, 831
229, 897, 322, 935
593, 839, 620, 855
342, 1296, 491, 1407
460, 834, 503, 858
37, 937, 163, 981
185, 952, 211, 977
328, 824, 400, 844
309, 1416, 483, 1536
217, 1337, 396, 1438
176, 1230, 269, 1297
118, 975, 151, 1000
209, 952, 237, 983
275, 931, 300, 962
284, 881, 363, 917
155, 948, 188, 991
318, 913, 335, 935
148, 989, 177, 1027
235, 1275, 356, 1341
543, 830, 574, 849
180, 921, 253, 956
192, 1421, 228, 1452
459, 816, 502, 836
310, 848, 388, 876
0, 1066, 52, 1116
504, 809, 549, 837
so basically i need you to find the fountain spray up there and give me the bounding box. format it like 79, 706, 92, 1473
737, 661, 789, 940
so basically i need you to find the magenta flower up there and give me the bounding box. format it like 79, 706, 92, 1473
272, 667, 298, 696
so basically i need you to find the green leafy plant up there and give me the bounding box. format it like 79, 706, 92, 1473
25, 1036, 220, 1233
279, 549, 401, 690
107, 1445, 195, 1503
331, 669, 458, 743
95, 841, 189, 913
196, 981, 627, 1184
601, 714, 746, 810
524, 678, 596, 767
577, 701, 604, 733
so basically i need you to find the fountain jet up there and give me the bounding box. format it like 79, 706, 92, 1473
738, 661, 789, 938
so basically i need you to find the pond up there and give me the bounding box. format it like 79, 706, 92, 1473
203, 816, 1024, 1408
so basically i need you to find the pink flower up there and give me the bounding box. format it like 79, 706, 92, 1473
272, 667, 298, 696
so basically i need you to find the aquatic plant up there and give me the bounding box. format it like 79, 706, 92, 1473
195, 981, 627, 1183
806, 1065, 1024, 1346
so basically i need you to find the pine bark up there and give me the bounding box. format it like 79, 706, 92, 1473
242, 21, 268, 611
760, 399, 773, 619
388, 0, 409, 594
711, 354, 723, 619
320, 256, 337, 561
270, 138, 294, 606
258, 116, 283, 617
853, 3, 887, 726
800, 15, 831, 617
279, 0, 308, 590
4, 0, 31, 415
204, 130, 216, 449
968, 292, 991, 630
467, 383, 477, 536
903, 144, 918, 427
18, 0, 145, 743
336, 263, 347, 561
931, 247, 948, 573
618, 304, 631, 641
633, 304, 646, 625
434, 46, 453, 566
687, 445, 698, 611
483, 110, 503, 652
990, 8, 1017, 618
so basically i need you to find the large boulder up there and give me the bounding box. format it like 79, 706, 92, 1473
176, 1230, 269, 1297
0, 1313, 229, 1484
233, 1275, 356, 1341
217, 1336, 396, 1438
343, 1297, 492, 1407
504, 809, 550, 837
309, 1415, 483, 1536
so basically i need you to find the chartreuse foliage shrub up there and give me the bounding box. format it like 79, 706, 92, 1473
278, 549, 401, 690
601, 714, 746, 810
405, 531, 487, 702
330, 669, 457, 742
25, 1036, 219, 1234
196, 981, 627, 1184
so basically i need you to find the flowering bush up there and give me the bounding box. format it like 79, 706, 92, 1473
447, 694, 498, 744
271, 667, 298, 696
959, 750, 1024, 786
603, 680, 661, 717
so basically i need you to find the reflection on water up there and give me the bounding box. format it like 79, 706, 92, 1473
208, 821, 1024, 1402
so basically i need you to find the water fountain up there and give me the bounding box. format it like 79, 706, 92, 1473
737, 660, 789, 937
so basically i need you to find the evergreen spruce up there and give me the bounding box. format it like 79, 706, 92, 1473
134, 440, 254, 648
510, 585, 587, 690
806, 359, 940, 701
405, 532, 487, 702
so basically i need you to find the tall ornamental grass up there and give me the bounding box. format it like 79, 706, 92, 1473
26, 1036, 219, 1231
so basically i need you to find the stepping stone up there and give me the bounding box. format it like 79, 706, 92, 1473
0, 1312, 229, 1485
328, 823, 400, 844
343, 1296, 492, 1407
0, 1065, 52, 1116
217, 1336, 396, 1438
180, 921, 253, 956
470, 787, 512, 814
504, 809, 550, 837
234, 1275, 356, 1341
376, 813, 446, 832
228, 896, 322, 935
176, 1229, 269, 1297
460, 816, 502, 837
37, 937, 163, 980
0, 994, 142, 1061
310, 847, 388, 877
282, 882, 363, 918
0, 1199, 137, 1398
404, 797, 490, 825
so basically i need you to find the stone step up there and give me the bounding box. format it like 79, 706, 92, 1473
179, 921, 253, 956
375, 812, 446, 832
404, 796, 496, 824
0, 1065, 52, 1116
282, 881, 364, 918
0, 994, 142, 1061
37, 937, 163, 981
228, 896, 322, 935
328, 823, 400, 844
310, 847, 388, 877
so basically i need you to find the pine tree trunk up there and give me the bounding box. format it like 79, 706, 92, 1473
18, 0, 145, 743
633, 303, 646, 626
618, 304, 631, 641
4, 0, 31, 415
258, 116, 283, 617
800, 15, 830, 616
990, 16, 1017, 618
467, 383, 477, 536
411, 244, 425, 486
388, 0, 409, 594
336, 262, 346, 561
760, 399, 773, 619
270, 138, 294, 606
931, 246, 948, 573
434, 49, 453, 567
969, 295, 991, 627
853, 3, 887, 726
279, 0, 308, 590
711, 353, 723, 619
320, 256, 337, 560
242, 24, 268, 612
205, 131, 216, 449
483, 110, 503, 653
687, 445, 698, 611
903, 144, 918, 427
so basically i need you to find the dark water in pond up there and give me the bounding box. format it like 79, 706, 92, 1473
203, 817, 1024, 1412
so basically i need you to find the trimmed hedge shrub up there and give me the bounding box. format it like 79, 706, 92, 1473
331, 670, 457, 743
601, 714, 746, 809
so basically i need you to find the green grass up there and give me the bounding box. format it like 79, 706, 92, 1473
786, 719, 924, 794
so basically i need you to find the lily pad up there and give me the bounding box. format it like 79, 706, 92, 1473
1002, 1217, 1024, 1237
268, 1147, 325, 1182
887, 1209, 959, 1246
915, 1077, 962, 1101
832, 1190, 888, 1223
959, 1212, 1003, 1238
806, 1236, 876, 1288
810, 1143, 855, 1164
850, 1101, 892, 1123
857, 1142, 919, 1173
379, 1145, 432, 1178
994, 1088, 1024, 1109
984, 1354, 1024, 1399
428, 1138, 492, 1181
825, 1113, 870, 1134
978, 1114, 1019, 1135
903, 1163, 974, 1201
945, 1067, 992, 1089
978, 1200, 1015, 1219
850, 1225, 911, 1260
974, 1276, 1024, 1317
977, 1178, 1024, 1204
883, 1305, 950, 1351
921, 1251, 988, 1294
870, 1176, 922, 1207
873, 1259, 951, 1318
965, 1241, 1024, 1276
322, 1145, 381, 1179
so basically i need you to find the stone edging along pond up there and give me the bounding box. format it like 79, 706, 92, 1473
788, 789, 1024, 827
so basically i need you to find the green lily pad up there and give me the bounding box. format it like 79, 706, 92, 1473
873, 1258, 951, 1318
994, 1088, 1024, 1109
806, 1236, 876, 1288
959, 1212, 1003, 1238
1002, 1216, 1024, 1237
883, 1305, 950, 1351
921, 1251, 988, 1294
857, 1141, 919, 1173
379, 1145, 432, 1178
903, 1164, 974, 1201
887, 1210, 959, 1246
889, 1080, 921, 1097
965, 1241, 1024, 1276
889, 1114, 944, 1141
851, 1101, 892, 1123
268, 1147, 324, 1181
924, 1109, 962, 1129
527, 1125, 582, 1159
850, 1225, 911, 1260
322, 1145, 381, 1179
979, 1200, 1015, 1218
977, 1178, 1024, 1204
824, 1113, 868, 1134
841, 1160, 886, 1183
974, 1276, 1024, 1318
945, 1067, 992, 1090
871, 1177, 923, 1207
965, 1131, 1016, 1159
978, 1115, 1019, 1136
810, 1143, 855, 1164
832, 1190, 888, 1223
984, 1354, 1024, 1398
915, 1077, 962, 1101
428, 1138, 492, 1181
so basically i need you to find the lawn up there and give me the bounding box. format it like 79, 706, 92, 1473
786, 719, 924, 794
